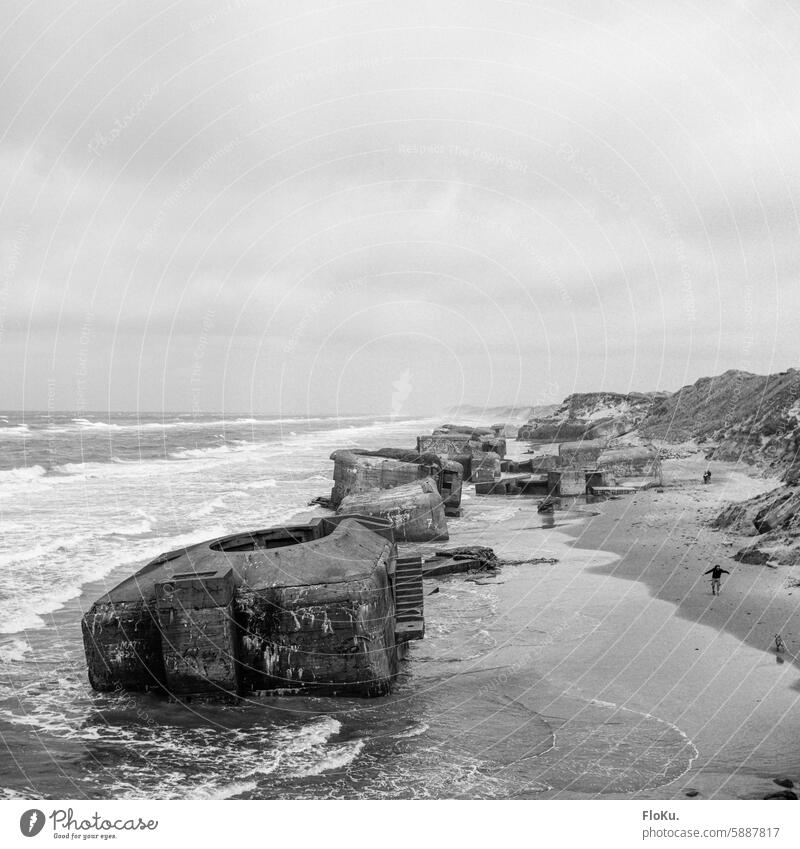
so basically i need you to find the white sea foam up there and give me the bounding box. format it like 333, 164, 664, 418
36, 414, 382, 435
0, 465, 47, 484
287, 739, 364, 777
0, 531, 98, 568
192, 780, 258, 800
193, 495, 233, 518
242, 478, 277, 490
0, 416, 437, 638
0, 637, 31, 662
107, 519, 153, 536
71, 418, 123, 430
0, 523, 228, 635
284, 716, 341, 752
0, 423, 31, 436
394, 721, 430, 739
0, 584, 83, 633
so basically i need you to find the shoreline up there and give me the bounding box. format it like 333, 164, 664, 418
413, 451, 800, 798
4, 434, 800, 799
534, 455, 800, 798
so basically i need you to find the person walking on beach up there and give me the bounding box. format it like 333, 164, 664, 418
704, 564, 729, 595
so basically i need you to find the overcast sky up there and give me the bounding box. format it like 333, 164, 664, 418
1, 0, 798, 415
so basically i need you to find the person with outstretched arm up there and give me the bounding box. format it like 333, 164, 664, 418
704, 564, 730, 595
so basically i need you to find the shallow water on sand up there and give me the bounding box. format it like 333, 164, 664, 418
0, 417, 698, 799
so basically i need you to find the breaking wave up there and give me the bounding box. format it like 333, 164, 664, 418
0, 465, 47, 484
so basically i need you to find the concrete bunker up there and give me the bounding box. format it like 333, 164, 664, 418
337, 477, 449, 542
82, 515, 424, 699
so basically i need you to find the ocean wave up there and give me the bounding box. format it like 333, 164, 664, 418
71, 418, 123, 430
168, 444, 235, 460
0, 531, 99, 569
3, 708, 362, 799
193, 781, 258, 800
242, 478, 277, 490
287, 739, 365, 778
53, 461, 113, 476
0, 414, 433, 441
0, 583, 84, 633
0, 638, 31, 662
393, 721, 430, 739
107, 519, 153, 536
14, 414, 375, 435
192, 491, 252, 518
0, 423, 31, 435
0, 523, 229, 635
285, 716, 341, 751
0, 465, 47, 484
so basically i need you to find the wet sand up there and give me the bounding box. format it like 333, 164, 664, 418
416, 454, 800, 798
5, 446, 796, 799
567, 456, 800, 798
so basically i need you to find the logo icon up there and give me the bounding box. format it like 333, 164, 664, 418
19, 810, 45, 837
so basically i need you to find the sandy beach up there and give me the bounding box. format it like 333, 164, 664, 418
412, 452, 800, 798
3, 416, 798, 800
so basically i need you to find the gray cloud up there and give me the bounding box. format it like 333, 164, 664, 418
1, 0, 798, 413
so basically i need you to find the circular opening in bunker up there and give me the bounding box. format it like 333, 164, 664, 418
209, 527, 319, 552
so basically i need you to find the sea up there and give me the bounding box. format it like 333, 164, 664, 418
0, 412, 695, 799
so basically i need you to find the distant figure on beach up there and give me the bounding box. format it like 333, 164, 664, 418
704, 564, 729, 595
703, 470, 711, 484
775, 633, 785, 653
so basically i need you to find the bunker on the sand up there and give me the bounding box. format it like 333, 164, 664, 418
337, 477, 449, 542
417, 434, 505, 478
548, 469, 598, 497
82, 515, 424, 698
329, 449, 429, 508
596, 445, 663, 487
491, 423, 519, 439
558, 439, 608, 468
349, 448, 464, 512
417, 432, 474, 457
470, 451, 502, 483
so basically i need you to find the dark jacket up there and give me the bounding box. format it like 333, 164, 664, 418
704, 565, 729, 580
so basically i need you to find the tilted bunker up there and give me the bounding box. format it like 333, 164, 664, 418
337, 477, 449, 542
82, 515, 424, 699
